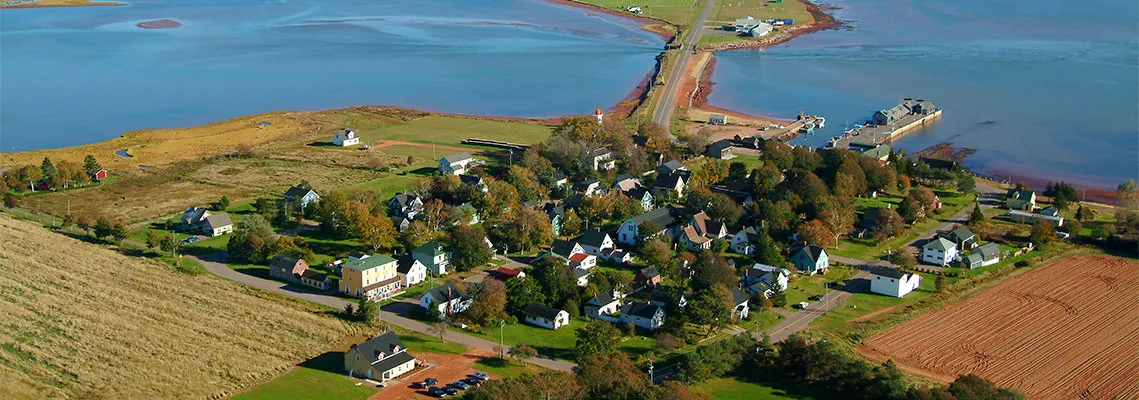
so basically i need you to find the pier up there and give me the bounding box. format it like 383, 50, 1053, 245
769, 114, 826, 141
827, 99, 942, 149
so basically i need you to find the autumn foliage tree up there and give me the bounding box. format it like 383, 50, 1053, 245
796, 219, 835, 249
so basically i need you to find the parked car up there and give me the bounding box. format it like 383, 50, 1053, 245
809, 294, 824, 301
471, 371, 490, 381
427, 386, 447, 398
423, 378, 439, 386
180, 237, 200, 244
463, 377, 483, 387
450, 381, 470, 391
796, 302, 810, 309
442, 386, 459, 396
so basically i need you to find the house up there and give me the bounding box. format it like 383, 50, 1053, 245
576, 230, 615, 256
656, 160, 686, 176
1005, 189, 1037, 210
708, 113, 728, 125
705, 139, 734, 160
859, 144, 892, 161
454, 202, 480, 225
573, 268, 591, 287
735, 134, 763, 149
691, 211, 728, 238
201, 213, 234, 237
637, 286, 687, 309
419, 283, 471, 317
340, 254, 401, 301
550, 239, 587, 261
872, 98, 938, 126
551, 171, 569, 188
943, 226, 977, 250
299, 270, 332, 290
522, 304, 570, 330
652, 173, 687, 198
396, 255, 427, 288
635, 266, 662, 286
746, 22, 773, 37
91, 169, 108, 181
393, 217, 411, 233
680, 225, 712, 251
543, 203, 565, 236
568, 253, 597, 270
180, 206, 211, 227
869, 267, 922, 298
344, 332, 415, 382
412, 241, 451, 275
269, 254, 308, 282
731, 227, 761, 255
332, 128, 360, 147
963, 243, 1001, 269
1040, 207, 1060, 217
584, 291, 622, 318
711, 184, 754, 205
488, 266, 525, 281
625, 188, 654, 212
573, 179, 604, 197
387, 193, 423, 220
583, 147, 616, 171
619, 302, 665, 331
459, 174, 489, 193
599, 248, 634, 264
282, 186, 320, 209
1006, 210, 1064, 227
730, 287, 750, 320
614, 175, 640, 192
734, 16, 761, 32
616, 206, 683, 246
742, 263, 790, 298
921, 237, 958, 266
789, 245, 829, 275
439, 152, 480, 175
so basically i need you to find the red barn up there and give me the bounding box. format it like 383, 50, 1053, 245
92, 169, 108, 181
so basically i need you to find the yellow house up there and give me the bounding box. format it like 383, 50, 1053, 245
340, 254, 401, 301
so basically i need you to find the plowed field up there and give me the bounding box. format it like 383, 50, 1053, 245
859, 255, 1139, 400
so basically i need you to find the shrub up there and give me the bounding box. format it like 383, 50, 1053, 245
1014, 260, 1032, 268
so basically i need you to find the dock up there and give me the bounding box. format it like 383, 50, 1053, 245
827, 99, 942, 149
769, 114, 826, 141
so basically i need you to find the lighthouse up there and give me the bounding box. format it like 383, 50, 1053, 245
594, 108, 604, 125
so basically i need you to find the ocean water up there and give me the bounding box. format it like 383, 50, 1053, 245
0, 0, 662, 151
708, 0, 1139, 189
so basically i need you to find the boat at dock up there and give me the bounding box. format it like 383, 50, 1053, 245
825, 98, 941, 149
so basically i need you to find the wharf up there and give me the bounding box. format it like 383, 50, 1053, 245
827, 99, 942, 149
770, 114, 825, 141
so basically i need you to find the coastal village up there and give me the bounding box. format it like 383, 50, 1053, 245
1, 1, 1136, 400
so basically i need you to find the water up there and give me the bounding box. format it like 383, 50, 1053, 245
708, 0, 1139, 189
0, 0, 662, 151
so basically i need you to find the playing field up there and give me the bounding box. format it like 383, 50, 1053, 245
859, 255, 1139, 400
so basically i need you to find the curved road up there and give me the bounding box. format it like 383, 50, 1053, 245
651, 0, 716, 134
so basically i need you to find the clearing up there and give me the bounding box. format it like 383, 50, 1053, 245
859, 255, 1139, 400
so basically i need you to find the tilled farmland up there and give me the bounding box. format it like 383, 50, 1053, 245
860, 255, 1139, 400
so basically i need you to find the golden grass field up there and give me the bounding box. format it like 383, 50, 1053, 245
0, 215, 363, 399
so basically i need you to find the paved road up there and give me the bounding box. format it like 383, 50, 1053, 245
650, 0, 716, 134
185, 251, 577, 372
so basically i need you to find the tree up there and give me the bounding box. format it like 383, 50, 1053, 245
575, 320, 621, 360
872, 208, 906, 242
1117, 180, 1139, 233
212, 195, 230, 211
796, 219, 835, 249
450, 225, 494, 272
728, 162, 748, 181
1052, 191, 1069, 211
636, 220, 664, 245
890, 251, 917, 269
956, 173, 975, 194
146, 230, 163, 252
159, 232, 177, 254
970, 202, 985, 223
430, 319, 448, 343
638, 121, 671, 153
350, 204, 397, 251
755, 232, 785, 267
688, 284, 733, 335
761, 140, 793, 170
76, 215, 92, 235
507, 165, 541, 201
110, 219, 129, 243
681, 129, 710, 155
490, 207, 554, 254
40, 157, 58, 189
83, 155, 102, 177
1029, 220, 1056, 248
819, 200, 855, 249
533, 255, 576, 306
466, 279, 508, 325
935, 274, 947, 293
508, 343, 538, 366
1075, 203, 1095, 222
93, 217, 113, 240
60, 214, 74, 232
898, 175, 911, 193
768, 283, 788, 308
357, 300, 383, 327
575, 352, 657, 400
690, 251, 736, 291
562, 209, 584, 237
898, 195, 925, 223
2, 193, 18, 209
640, 238, 672, 271
506, 275, 546, 316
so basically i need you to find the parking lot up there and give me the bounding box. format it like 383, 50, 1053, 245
372, 348, 498, 399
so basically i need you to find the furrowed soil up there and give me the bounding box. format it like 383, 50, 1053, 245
859, 255, 1139, 400
0, 215, 361, 399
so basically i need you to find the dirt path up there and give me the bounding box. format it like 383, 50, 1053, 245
849, 305, 900, 323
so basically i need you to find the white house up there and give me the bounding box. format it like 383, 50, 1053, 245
344, 332, 415, 382
620, 302, 665, 331
730, 287, 750, 320
921, 237, 958, 266
584, 291, 622, 318
282, 186, 320, 209
962, 243, 1001, 269
412, 241, 451, 275
573, 268, 591, 287
789, 245, 829, 275
576, 231, 615, 256
573, 179, 604, 197
522, 304, 570, 330
439, 152, 481, 175
870, 267, 922, 298
583, 147, 616, 171
652, 173, 687, 198
419, 283, 470, 318
731, 227, 761, 255
396, 256, 427, 288
201, 213, 234, 237
568, 253, 597, 270
332, 128, 360, 147
680, 225, 712, 252
616, 206, 682, 246
743, 263, 790, 298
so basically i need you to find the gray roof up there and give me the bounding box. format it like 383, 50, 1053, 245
638, 266, 660, 279
270, 254, 301, 270
544, 203, 566, 220
730, 287, 749, 305
523, 304, 565, 320
948, 226, 974, 242
924, 237, 956, 252
588, 292, 617, 307
871, 266, 909, 279
204, 213, 232, 228
573, 268, 590, 279
653, 173, 685, 190
738, 226, 760, 243
283, 186, 316, 200
627, 206, 681, 229
622, 302, 663, 319
577, 230, 610, 248
395, 255, 422, 274
792, 244, 826, 263
389, 193, 420, 210
424, 283, 465, 302
975, 243, 1000, 261
443, 152, 473, 163
459, 174, 484, 186
354, 332, 415, 374
550, 239, 579, 259
964, 253, 984, 266
706, 139, 733, 156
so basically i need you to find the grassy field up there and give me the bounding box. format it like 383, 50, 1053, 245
832, 189, 973, 260
584, 0, 708, 27
462, 319, 658, 361
708, 0, 814, 26
780, 265, 856, 309
232, 350, 377, 400
0, 215, 361, 399
692, 371, 833, 400
358, 115, 553, 147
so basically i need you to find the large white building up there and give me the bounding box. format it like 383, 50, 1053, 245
921, 237, 958, 266
870, 267, 922, 298
333, 128, 360, 147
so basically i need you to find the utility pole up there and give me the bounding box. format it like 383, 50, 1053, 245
648, 359, 654, 384
498, 319, 506, 359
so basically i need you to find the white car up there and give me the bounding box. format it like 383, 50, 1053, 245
796, 302, 810, 309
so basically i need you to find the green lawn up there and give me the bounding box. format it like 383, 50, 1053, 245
463, 319, 658, 361
708, 0, 815, 27
584, 0, 708, 27
834, 190, 972, 261
692, 373, 832, 400
233, 352, 377, 400
472, 357, 544, 379
781, 265, 855, 309
358, 115, 553, 147
400, 332, 469, 355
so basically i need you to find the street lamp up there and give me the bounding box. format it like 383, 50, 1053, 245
497, 319, 506, 358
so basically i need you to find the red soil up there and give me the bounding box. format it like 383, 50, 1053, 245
373, 349, 505, 400
137, 19, 181, 29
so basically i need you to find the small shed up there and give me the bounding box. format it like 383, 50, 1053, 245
91, 169, 108, 181
709, 113, 728, 125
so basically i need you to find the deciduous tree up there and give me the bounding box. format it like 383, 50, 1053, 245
574, 320, 621, 360
691, 251, 735, 291
508, 344, 538, 366
506, 275, 546, 316
450, 225, 493, 272
465, 279, 508, 325
796, 219, 835, 249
